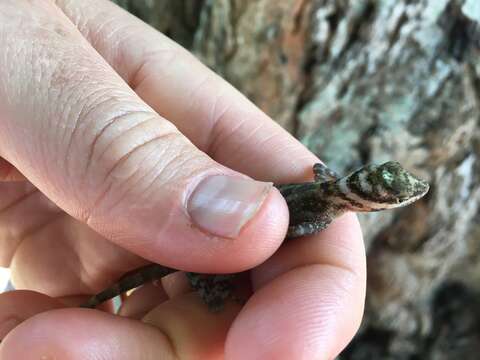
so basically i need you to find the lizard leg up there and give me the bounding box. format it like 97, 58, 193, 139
312, 163, 339, 182
186, 273, 237, 312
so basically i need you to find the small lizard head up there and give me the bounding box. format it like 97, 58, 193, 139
372, 161, 429, 206
341, 161, 429, 211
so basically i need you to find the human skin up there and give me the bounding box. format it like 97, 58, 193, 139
0, 1, 366, 359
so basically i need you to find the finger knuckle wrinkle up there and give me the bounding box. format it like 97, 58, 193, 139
83, 114, 184, 217
96, 114, 179, 175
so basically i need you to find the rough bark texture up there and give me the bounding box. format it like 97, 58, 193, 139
114, 0, 480, 358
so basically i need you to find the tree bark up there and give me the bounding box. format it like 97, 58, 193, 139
114, 1, 480, 358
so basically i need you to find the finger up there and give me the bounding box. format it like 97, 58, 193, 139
142, 293, 241, 359
228, 265, 364, 360
0, 308, 175, 360
0, 293, 241, 360
117, 282, 169, 319
55, 0, 319, 182
251, 214, 366, 290
0, 183, 63, 268
160, 271, 191, 299
0, 290, 64, 340
117, 272, 194, 318
0, 159, 25, 182
8, 213, 140, 297
0, 1, 288, 274
227, 214, 366, 359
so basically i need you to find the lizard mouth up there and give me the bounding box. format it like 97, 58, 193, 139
394, 181, 429, 205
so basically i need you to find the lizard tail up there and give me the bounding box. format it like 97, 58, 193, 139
81, 264, 176, 309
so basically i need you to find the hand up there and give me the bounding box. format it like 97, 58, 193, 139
0, 1, 366, 359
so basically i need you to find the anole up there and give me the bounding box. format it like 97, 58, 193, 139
82, 161, 429, 311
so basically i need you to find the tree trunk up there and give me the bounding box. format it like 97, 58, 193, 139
114, 1, 480, 358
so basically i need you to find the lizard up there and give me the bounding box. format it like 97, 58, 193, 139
81, 161, 429, 311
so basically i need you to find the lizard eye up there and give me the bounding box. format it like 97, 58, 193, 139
388, 175, 413, 197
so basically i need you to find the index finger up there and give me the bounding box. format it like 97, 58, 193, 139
56, 0, 319, 182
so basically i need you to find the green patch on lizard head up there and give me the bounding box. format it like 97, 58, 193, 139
367, 161, 429, 204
